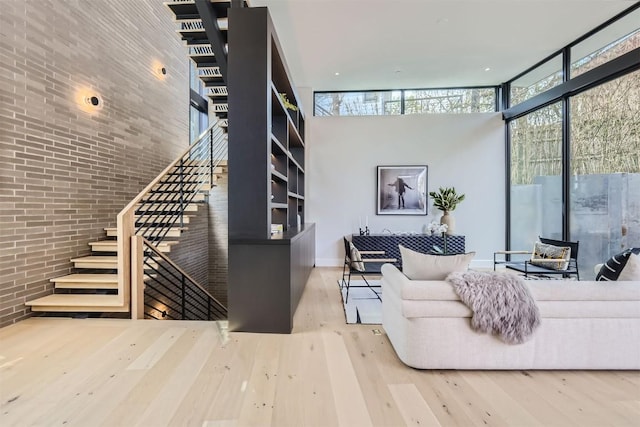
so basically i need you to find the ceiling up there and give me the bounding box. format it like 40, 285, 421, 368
249, 0, 638, 91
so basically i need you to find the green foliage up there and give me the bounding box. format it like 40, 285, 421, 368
279, 93, 298, 111
429, 187, 465, 211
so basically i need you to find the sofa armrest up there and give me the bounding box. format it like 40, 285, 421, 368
381, 264, 460, 301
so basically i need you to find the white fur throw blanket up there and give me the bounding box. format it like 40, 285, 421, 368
446, 271, 540, 344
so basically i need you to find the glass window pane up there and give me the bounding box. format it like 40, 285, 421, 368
314, 91, 401, 116
509, 102, 563, 251
404, 88, 495, 114
571, 8, 640, 78
569, 70, 640, 278
510, 55, 563, 106
190, 105, 200, 143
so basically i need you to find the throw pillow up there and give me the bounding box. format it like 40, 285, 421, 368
616, 253, 640, 281
529, 241, 570, 270
349, 242, 365, 272
596, 248, 640, 281
399, 245, 475, 280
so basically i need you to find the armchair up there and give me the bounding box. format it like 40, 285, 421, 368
341, 237, 396, 303
495, 237, 580, 280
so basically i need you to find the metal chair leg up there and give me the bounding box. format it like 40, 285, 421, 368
361, 275, 381, 301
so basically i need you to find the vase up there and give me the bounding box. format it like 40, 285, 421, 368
440, 211, 455, 235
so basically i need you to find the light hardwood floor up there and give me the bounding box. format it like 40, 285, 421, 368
1, 267, 638, 426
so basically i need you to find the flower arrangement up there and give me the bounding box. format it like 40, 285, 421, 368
429, 187, 465, 212
426, 221, 448, 235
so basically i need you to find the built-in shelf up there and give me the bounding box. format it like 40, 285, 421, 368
271, 169, 287, 182
228, 6, 315, 334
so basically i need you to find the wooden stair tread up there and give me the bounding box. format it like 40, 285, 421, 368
104, 228, 186, 235
71, 256, 118, 269
70, 256, 118, 263
134, 203, 200, 212
89, 241, 175, 252
50, 274, 118, 283
89, 241, 118, 250
50, 274, 118, 290
104, 227, 187, 232
26, 294, 128, 312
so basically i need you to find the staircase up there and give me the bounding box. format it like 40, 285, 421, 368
25, 0, 236, 318
26, 125, 228, 316
165, 0, 248, 129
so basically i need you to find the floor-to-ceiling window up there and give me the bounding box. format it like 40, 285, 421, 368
509, 103, 563, 251
504, 4, 639, 278
569, 70, 640, 276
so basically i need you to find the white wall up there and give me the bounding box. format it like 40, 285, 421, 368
301, 93, 505, 268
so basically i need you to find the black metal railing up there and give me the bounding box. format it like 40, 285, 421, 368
134, 122, 226, 243
142, 239, 227, 320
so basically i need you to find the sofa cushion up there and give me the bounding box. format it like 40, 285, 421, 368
529, 241, 570, 270
399, 245, 474, 280
349, 242, 365, 272
596, 247, 640, 281
618, 253, 640, 281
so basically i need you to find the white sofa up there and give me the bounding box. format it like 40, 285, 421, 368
381, 264, 640, 370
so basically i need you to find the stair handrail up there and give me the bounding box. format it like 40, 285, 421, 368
117, 120, 227, 313
131, 236, 227, 320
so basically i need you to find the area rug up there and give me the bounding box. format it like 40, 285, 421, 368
336, 280, 382, 324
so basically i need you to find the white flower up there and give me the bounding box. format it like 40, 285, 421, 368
426, 221, 448, 235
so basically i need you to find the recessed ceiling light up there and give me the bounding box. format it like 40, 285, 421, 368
484, 67, 491, 71
334, 72, 340, 76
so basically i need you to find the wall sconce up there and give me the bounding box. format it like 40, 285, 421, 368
152, 61, 167, 80
85, 95, 101, 107
75, 87, 103, 113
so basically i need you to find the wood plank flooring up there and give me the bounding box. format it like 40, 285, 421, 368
1, 267, 638, 426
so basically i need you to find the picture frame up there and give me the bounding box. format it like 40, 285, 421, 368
377, 165, 428, 215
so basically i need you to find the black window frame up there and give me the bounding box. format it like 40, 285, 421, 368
312, 86, 499, 117
502, 2, 640, 250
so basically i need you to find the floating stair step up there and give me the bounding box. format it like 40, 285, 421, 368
190, 54, 217, 68
142, 228, 187, 238
165, 170, 211, 179
165, 0, 239, 21
104, 228, 186, 238
164, 1, 199, 21
135, 215, 191, 225
144, 259, 160, 270
71, 256, 118, 269
89, 241, 118, 252
26, 294, 128, 312
142, 193, 206, 203
51, 274, 118, 290
134, 203, 200, 213
151, 183, 211, 192
171, 159, 210, 167
89, 240, 175, 253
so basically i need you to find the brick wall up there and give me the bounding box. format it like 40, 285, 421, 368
0, 0, 190, 327
167, 203, 209, 288
208, 173, 228, 306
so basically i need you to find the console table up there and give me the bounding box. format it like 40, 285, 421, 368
352, 234, 466, 268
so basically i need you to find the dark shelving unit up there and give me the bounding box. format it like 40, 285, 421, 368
227, 7, 315, 333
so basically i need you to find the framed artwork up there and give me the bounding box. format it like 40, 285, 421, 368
377, 165, 428, 215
